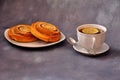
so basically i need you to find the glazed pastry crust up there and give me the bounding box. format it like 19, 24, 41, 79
8, 24, 38, 42
31, 22, 61, 42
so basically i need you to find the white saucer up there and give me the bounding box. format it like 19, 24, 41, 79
73, 43, 110, 55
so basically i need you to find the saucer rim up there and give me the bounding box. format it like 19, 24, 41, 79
73, 43, 110, 55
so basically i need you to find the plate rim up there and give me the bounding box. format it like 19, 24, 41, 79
4, 29, 66, 48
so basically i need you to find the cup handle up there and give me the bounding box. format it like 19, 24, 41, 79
91, 37, 96, 49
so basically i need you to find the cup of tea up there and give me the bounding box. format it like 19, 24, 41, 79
77, 24, 107, 52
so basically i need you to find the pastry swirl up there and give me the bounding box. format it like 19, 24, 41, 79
8, 24, 38, 42
31, 22, 61, 42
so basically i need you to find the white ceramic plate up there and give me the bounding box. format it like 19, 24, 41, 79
4, 29, 66, 48
73, 42, 110, 55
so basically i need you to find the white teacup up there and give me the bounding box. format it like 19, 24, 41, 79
77, 24, 107, 52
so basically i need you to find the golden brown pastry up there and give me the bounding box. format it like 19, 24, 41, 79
30, 21, 61, 42
8, 24, 38, 42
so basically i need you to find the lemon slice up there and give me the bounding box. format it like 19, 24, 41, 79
81, 27, 99, 34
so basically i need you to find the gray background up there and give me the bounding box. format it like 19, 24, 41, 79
0, 0, 120, 80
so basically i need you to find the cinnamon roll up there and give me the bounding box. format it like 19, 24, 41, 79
8, 24, 38, 42
30, 22, 61, 42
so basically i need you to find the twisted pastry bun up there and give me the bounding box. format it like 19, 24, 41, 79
8, 24, 38, 42
31, 22, 61, 42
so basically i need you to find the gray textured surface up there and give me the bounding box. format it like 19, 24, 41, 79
0, 0, 120, 80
